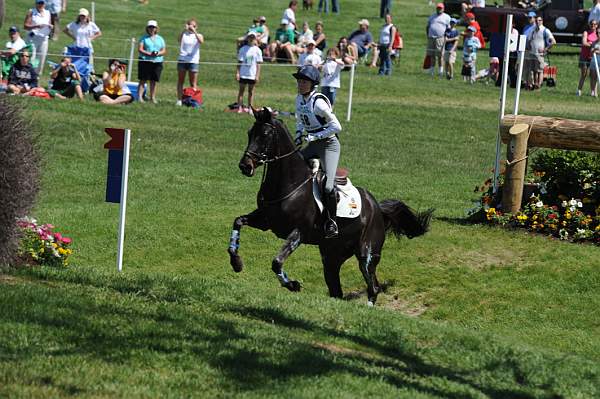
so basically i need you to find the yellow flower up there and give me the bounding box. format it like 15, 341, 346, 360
52, 243, 58, 248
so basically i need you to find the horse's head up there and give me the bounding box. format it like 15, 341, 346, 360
239, 107, 285, 177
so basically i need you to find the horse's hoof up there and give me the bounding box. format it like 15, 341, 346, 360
228, 249, 244, 273
367, 300, 375, 307
285, 280, 301, 292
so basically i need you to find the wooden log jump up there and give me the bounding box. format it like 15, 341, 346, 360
499, 115, 600, 214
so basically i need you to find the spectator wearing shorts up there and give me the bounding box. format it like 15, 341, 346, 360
426, 3, 450, 77
443, 18, 459, 79
578, 20, 598, 96
138, 20, 166, 103
348, 19, 377, 67
461, 26, 480, 83
321, 47, 344, 108
176, 18, 203, 106
524, 16, 555, 90
236, 32, 263, 111
48, 56, 83, 99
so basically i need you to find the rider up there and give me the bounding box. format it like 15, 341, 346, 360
293, 65, 342, 238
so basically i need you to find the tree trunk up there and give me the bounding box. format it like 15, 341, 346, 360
500, 115, 600, 153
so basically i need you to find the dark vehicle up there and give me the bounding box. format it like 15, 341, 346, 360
444, 0, 589, 44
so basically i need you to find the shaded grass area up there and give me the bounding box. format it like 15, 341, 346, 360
1, 268, 599, 398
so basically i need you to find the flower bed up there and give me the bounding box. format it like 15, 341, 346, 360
16, 217, 73, 267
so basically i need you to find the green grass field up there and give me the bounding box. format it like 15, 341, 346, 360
2, 0, 600, 397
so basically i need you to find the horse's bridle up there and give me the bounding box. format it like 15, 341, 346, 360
244, 122, 300, 165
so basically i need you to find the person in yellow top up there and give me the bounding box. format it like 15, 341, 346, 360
98, 59, 133, 104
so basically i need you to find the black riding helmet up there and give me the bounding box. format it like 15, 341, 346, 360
293, 65, 320, 85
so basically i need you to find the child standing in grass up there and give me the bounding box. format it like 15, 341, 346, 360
235, 32, 263, 112
461, 26, 480, 84
321, 47, 344, 109
443, 18, 459, 80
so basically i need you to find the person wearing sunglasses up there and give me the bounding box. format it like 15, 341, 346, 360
7, 50, 38, 95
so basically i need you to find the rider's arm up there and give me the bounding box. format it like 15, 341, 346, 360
307, 98, 341, 141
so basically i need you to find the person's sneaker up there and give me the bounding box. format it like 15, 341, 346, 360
175, 100, 182, 106
592, 91, 598, 97
576, 89, 582, 96
324, 219, 338, 238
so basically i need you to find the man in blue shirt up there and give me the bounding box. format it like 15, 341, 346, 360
349, 19, 377, 66
444, 18, 459, 79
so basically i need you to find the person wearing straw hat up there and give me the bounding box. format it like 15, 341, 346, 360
293, 65, 342, 238
23, 0, 52, 75
63, 8, 101, 51
137, 19, 166, 103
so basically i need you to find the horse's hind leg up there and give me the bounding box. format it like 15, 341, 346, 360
272, 228, 303, 292
357, 244, 382, 306
228, 209, 268, 273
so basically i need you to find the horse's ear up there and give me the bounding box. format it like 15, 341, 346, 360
254, 107, 273, 123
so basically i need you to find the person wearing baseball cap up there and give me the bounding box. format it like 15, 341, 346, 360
523, 11, 537, 36
293, 64, 342, 238
443, 18, 460, 79
298, 38, 322, 67
138, 20, 166, 103
426, 2, 451, 76
462, 25, 481, 83
268, 19, 296, 63
348, 19, 377, 67
1, 27, 26, 61
24, 0, 53, 75
63, 8, 102, 51
464, 11, 485, 49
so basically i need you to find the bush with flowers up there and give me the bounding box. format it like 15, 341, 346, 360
16, 217, 73, 267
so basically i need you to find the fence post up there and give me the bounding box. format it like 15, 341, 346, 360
346, 63, 355, 122
127, 38, 135, 81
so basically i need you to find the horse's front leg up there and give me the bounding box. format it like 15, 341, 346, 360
272, 228, 303, 292
228, 209, 269, 272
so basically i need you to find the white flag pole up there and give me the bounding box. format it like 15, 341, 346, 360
346, 62, 355, 122
91, 2, 96, 23
127, 38, 135, 82
116, 129, 131, 272
513, 35, 526, 115
493, 14, 513, 194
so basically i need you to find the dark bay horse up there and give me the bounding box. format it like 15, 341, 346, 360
228, 108, 433, 305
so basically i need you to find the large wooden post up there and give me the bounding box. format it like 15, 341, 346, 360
502, 124, 530, 214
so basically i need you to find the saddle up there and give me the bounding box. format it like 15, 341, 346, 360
310, 160, 362, 219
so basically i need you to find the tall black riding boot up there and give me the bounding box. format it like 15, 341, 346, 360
324, 190, 339, 238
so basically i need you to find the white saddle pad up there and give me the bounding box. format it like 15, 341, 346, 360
312, 177, 362, 219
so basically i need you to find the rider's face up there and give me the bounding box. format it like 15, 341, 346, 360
297, 79, 312, 95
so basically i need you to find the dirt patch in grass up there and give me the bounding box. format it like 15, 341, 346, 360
0, 274, 20, 285
382, 293, 430, 317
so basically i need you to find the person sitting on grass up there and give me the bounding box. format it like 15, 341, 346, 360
235, 32, 263, 112
7, 50, 38, 95
268, 19, 296, 63
336, 36, 357, 67
298, 39, 322, 67
48, 56, 84, 100
98, 59, 133, 105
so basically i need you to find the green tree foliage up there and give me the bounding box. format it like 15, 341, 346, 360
0, 98, 40, 267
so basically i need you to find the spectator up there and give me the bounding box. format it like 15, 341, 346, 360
46, 0, 66, 40
461, 0, 484, 21
63, 8, 101, 51
590, 0, 600, 24
426, 3, 450, 77
380, 0, 392, 18
7, 50, 38, 94
525, 16, 555, 90
337, 36, 357, 66
24, 0, 52, 75
176, 18, 203, 106
283, 1, 298, 29
578, 20, 598, 96
296, 21, 314, 55
48, 56, 83, 100
591, 38, 600, 95
98, 59, 133, 105
138, 20, 166, 103
298, 39, 322, 66
318, 0, 340, 14
268, 19, 296, 63
443, 18, 459, 79
475, 57, 500, 83
235, 32, 262, 111
256, 16, 269, 53
321, 47, 344, 108
377, 14, 396, 76
349, 19, 377, 67
495, 23, 518, 88
522, 11, 536, 36
461, 26, 481, 83
464, 12, 485, 48
314, 21, 327, 52
237, 17, 261, 48
1, 26, 27, 59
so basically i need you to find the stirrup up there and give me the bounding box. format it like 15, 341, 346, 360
324, 219, 338, 238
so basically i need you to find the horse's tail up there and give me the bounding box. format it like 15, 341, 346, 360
379, 199, 434, 239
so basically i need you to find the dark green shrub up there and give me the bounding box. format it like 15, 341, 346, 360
531, 150, 600, 214
0, 97, 40, 267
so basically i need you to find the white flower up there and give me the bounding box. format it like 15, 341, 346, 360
569, 199, 577, 206
536, 201, 544, 208
577, 201, 583, 208
561, 201, 567, 208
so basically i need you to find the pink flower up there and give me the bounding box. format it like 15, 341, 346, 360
61, 236, 72, 244
53, 232, 63, 242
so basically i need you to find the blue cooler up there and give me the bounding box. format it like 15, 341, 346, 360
126, 81, 140, 100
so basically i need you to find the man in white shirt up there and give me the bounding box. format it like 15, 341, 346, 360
525, 16, 555, 89
298, 40, 322, 66
426, 3, 451, 76
1, 26, 27, 79
282, 1, 298, 29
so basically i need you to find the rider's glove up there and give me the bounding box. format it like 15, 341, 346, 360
305, 134, 317, 143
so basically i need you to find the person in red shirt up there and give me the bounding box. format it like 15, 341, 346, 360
465, 12, 485, 49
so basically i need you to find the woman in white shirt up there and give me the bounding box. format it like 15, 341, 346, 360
63, 8, 101, 51
176, 18, 204, 106
24, 0, 52, 75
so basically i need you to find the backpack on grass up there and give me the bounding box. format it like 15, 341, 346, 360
182, 87, 203, 109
